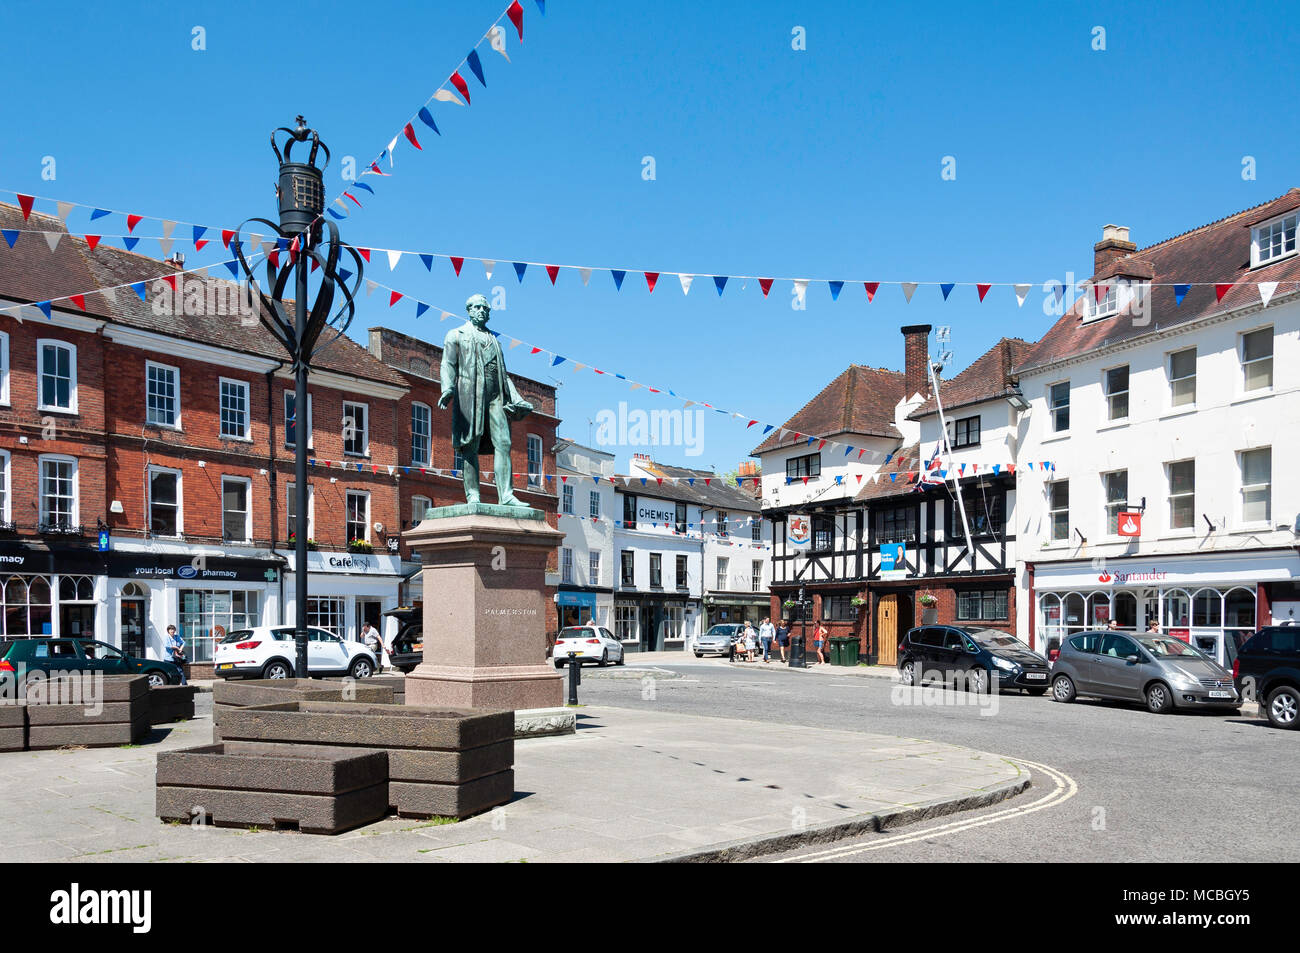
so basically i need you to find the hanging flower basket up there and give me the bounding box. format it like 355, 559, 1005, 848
347, 539, 374, 553
917, 592, 938, 608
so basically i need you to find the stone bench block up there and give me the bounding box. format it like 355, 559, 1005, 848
0, 706, 24, 729
27, 702, 141, 726
156, 742, 389, 834
213, 679, 396, 742
387, 740, 514, 784
390, 769, 514, 820
218, 701, 513, 751
29, 717, 150, 749
0, 725, 24, 752
25, 674, 148, 705
149, 685, 197, 726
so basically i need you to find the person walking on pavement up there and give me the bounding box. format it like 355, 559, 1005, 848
758, 617, 775, 663
813, 619, 830, 665
165, 625, 188, 686
775, 619, 791, 662
360, 622, 384, 672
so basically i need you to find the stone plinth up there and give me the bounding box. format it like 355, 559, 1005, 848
403, 504, 564, 710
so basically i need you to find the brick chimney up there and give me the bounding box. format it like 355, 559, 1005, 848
1093, 224, 1136, 275
901, 324, 932, 398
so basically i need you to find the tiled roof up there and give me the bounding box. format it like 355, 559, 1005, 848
616, 460, 760, 512
0, 202, 406, 386
1016, 188, 1300, 375
852, 444, 926, 502
750, 364, 906, 455
909, 338, 1031, 419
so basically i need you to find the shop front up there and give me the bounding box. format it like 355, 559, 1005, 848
613, 592, 700, 653
0, 539, 109, 644
555, 587, 611, 629
705, 595, 769, 628
1032, 549, 1298, 667
284, 549, 405, 651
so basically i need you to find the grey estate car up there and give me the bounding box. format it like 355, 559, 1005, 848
1051, 630, 1240, 714
695, 624, 743, 658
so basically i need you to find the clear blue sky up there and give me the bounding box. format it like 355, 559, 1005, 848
2, 0, 1296, 472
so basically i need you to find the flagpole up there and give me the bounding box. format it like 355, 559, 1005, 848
927, 359, 976, 572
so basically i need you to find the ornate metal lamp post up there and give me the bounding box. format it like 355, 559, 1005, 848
235, 117, 364, 677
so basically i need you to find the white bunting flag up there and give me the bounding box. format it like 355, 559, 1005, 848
630, 382, 642, 391
43, 232, 61, 252
387, 249, 402, 271
489, 25, 511, 61
100, 286, 116, 305
157, 238, 173, 257
1014, 283, 1031, 307
792, 279, 808, 305
261, 241, 276, 257
161, 220, 176, 240
509, 338, 521, 349
573, 362, 586, 373
56, 201, 75, 222
778, 429, 788, 441
901, 282, 918, 303
387, 466, 395, 476
683, 400, 695, 409
433, 88, 465, 106
1259, 281, 1278, 308
440, 310, 453, 321
679, 274, 694, 295
578, 267, 592, 286
481, 259, 495, 279
365, 279, 378, 296
247, 233, 262, 252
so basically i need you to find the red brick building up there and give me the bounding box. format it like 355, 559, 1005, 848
0, 202, 559, 668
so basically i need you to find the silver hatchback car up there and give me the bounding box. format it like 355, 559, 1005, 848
1051, 630, 1240, 714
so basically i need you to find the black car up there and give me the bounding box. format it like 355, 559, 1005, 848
1234, 625, 1300, 730
897, 625, 1052, 694
382, 606, 423, 673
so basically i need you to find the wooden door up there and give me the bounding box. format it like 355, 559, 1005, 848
877, 595, 899, 666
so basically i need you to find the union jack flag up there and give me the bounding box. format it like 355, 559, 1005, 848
912, 443, 946, 492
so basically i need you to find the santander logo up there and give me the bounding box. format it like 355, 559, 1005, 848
1098, 571, 1112, 583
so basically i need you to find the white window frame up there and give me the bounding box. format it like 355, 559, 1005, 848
751, 560, 763, 592
589, 551, 601, 586
286, 482, 315, 540
38, 454, 79, 529
716, 557, 729, 591
1240, 326, 1274, 394
411, 495, 431, 527
147, 465, 183, 538
219, 377, 251, 441
145, 360, 181, 429
561, 483, 574, 515
1168, 347, 1196, 409
345, 489, 370, 542
561, 547, 574, 584
1103, 364, 1129, 422
221, 476, 253, 543
1239, 447, 1272, 525
411, 401, 432, 467
527, 435, 543, 487
0, 331, 10, 405
37, 339, 77, 414
1251, 212, 1298, 268
1048, 479, 1069, 543
0, 450, 10, 524
343, 401, 369, 457
589, 490, 601, 520
1102, 470, 1128, 538
1048, 381, 1070, 433
1166, 460, 1194, 532
283, 390, 314, 450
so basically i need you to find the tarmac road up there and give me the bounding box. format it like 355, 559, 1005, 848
575, 659, 1297, 862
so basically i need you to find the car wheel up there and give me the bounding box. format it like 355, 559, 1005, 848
616, 648, 626, 666
1052, 674, 1076, 703
349, 657, 374, 679
966, 667, 989, 694
598, 650, 609, 668
145, 671, 168, 688
1265, 685, 1300, 729
263, 660, 291, 680
1145, 681, 1174, 714
899, 659, 916, 686
1025, 687, 1048, 697
694, 652, 704, 658
554, 660, 565, 669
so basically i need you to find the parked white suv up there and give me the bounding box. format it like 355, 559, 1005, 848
214, 626, 378, 680
552, 625, 626, 668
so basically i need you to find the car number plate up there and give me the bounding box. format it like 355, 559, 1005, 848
1208, 690, 1232, 698
217, 663, 233, 671
1026, 672, 1047, 680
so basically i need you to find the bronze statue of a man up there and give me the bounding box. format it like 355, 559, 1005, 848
439, 293, 534, 506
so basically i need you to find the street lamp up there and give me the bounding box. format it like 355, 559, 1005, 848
234, 117, 365, 678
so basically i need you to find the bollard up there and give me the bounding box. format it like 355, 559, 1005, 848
788, 636, 807, 668
567, 653, 581, 705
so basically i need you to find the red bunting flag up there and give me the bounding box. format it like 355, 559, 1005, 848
817, 440, 826, 451
450, 71, 471, 104
84, 235, 101, 250
747, 420, 757, 428
344, 192, 362, 207
977, 283, 991, 301
864, 281, 879, 302
507, 0, 524, 40
802, 477, 809, 485
357, 248, 371, 262
221, 229, 234, 248
530, 347, 542, 354
389, 291, 403, 307
704, 478, 712, 486
546, 265, 560, 284
310, 258, 320, 273
793, 432, 804, 441
644, 271, 659, 292
403, 123, 422, 150
127, 214, 144, 233
368, 162, 389, 176
1215, 283, 1234, 302
268, 250, 280, 268
759, 278, 773, 297
162, 274, 176, 290
69, 294, 85, 311
16, 195, 34, 220
450, 256, 464, 276
195, 239, 209, 251
1094, 284, 1108, 302
856, 474, 863, 483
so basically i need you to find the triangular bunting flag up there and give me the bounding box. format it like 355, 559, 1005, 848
976, 283, 991, 302
389, 291, 403, 307
678, 273, 694, 295
940, 282, 955, 300
901, 282, 917, 303
1173, 284, 1190, 306
482, 259, 495, 279
513, 261, 527, 282
828, 280, 843, 301
467, 49, 487, 87
546, 264, 560, 285
758, 277, 773, 297
43, 231, 61, 252
1259, 281, 1278, 308
644, 272, 659, 292
449, 71, 471, 105
403, 123, 422, 150
417, 107, 441, 137
16, 195, 34, 220
578, 267, 591, 286
1014, 283, 1031, 307
610, 269, 625, 290
1215, 282, 1234, 303
864, 281, 879, 302
507, 0, 524, 41
56, 201, 75, 222
0, 230, 17, 249
433, 88, 465, 106
387, 249, 402, 271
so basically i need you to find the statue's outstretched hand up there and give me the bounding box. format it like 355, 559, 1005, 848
437, 391, 453, 409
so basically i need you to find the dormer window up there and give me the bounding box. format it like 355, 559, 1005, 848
1251, 212, 1297, 268
1083, 278, 1147, 323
